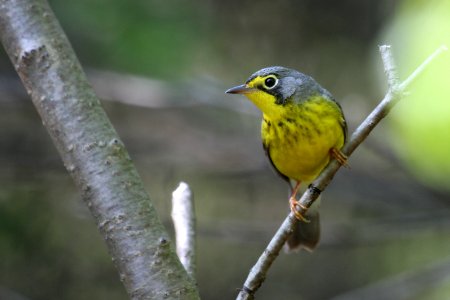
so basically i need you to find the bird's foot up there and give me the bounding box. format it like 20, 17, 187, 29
289, 197, 310, 223
330, 148, 349, 168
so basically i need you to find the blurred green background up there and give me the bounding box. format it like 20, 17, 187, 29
1, 0, 450, 299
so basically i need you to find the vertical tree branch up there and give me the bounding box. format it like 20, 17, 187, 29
236, 45, 447, 300
171, 182, 197, 281
0, 1, 199, 299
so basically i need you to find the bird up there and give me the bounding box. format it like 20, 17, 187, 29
226, 66, 347, 251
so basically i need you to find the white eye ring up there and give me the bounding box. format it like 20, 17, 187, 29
262, 75, 278, 90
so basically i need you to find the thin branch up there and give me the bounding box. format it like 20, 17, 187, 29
87, 69, 259, 115
0, 1, 199, 299
0, 69, 260, 116
171, 182, 197, 281
236, 45, 447, 300
399, 45, 448, 90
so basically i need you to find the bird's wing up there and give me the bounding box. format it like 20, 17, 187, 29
262, 142, 292, 189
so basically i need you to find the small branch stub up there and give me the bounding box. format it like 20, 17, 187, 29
379, 44, 400, 90
171, 182, 197, 281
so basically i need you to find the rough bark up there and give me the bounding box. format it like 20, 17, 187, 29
0, 1, 199, 299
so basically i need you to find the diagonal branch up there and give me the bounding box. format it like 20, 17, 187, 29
236, 45, 447, 300
0, 1, 199, 299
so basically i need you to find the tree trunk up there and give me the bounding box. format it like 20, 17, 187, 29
0, 1, 199, 299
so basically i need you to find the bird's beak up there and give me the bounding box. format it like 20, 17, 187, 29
225, 84, 256, 94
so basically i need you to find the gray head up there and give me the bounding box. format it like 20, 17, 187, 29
244, 66, 332, 105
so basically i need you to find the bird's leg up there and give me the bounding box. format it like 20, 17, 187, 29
289, 181, 310, 223
330, 147, 349, 168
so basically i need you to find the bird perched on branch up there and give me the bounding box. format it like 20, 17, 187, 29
226, 66, 347, 251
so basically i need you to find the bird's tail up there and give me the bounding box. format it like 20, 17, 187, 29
285, 195, 321, 252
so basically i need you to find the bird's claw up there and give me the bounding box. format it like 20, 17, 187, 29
330, 148, 349, 168
289, 197, 310, 223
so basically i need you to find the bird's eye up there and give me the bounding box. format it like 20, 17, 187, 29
263, 76, 278, 90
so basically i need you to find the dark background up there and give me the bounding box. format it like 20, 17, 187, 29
1, 0, 450, 299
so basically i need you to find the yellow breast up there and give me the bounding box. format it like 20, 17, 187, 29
261, 96, 345, 183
